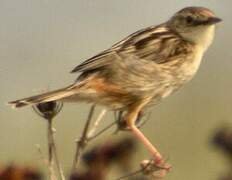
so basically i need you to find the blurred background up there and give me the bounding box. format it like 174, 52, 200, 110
0, 0, 231, 179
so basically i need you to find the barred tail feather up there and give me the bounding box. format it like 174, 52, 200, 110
8, 84, 78, 108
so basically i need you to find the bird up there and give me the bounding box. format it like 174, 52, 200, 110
9, 6, 222, 170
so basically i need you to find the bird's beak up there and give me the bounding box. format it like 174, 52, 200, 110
194, 17, 222, 26
206, 17, 222, 25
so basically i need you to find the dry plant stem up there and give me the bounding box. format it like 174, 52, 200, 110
47, 118, 65, 180
72, 105, 96, 171
87, 120, 117, 141
87, 108, 107, 138
51, 129, 66, 180
47, 119, 56, 180
115, 159, 167, 180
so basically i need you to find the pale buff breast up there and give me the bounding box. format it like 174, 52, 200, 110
159, 29, 215, 100
180, 25, 216, 82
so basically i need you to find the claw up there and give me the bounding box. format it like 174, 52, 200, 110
141, 159, 171, 175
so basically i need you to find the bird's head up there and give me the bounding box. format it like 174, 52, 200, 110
168, 7, 222, 50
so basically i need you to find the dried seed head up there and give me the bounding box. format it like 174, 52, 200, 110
33, 101, 63, 120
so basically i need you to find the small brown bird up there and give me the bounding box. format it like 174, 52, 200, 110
9, 7, 221, 170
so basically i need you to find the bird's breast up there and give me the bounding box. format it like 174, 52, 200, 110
157, 46, 204, 99
179, 46, 204, 81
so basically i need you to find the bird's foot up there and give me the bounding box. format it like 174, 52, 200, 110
140, 158, 171, 178
154, 157, 172, 171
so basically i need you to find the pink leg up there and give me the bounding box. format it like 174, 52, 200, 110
130, 124, 162, 163
130, 124, 171, 170
125, 100, 171, 170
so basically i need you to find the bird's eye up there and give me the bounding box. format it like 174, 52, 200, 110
186, 16, 194, 24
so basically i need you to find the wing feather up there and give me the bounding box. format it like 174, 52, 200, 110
71, 50, 112, 73
71, 24, 192, 73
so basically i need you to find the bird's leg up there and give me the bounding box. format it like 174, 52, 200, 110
125, 101, 171, 170
130, 125, 163, 163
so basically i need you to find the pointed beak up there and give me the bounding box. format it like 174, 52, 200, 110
193, 16, 222, 26
207, 17, 222, 25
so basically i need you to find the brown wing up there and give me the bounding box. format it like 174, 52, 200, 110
71, 24, 191, 73
117, 25, 194, 64
70, 50, 114, 73
70, 26, 156, 73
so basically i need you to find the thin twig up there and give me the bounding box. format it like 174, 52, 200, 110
72, 104, 96, 171
115, 159, 168, 180
37, 144, 64, 180
49, 126, 65, 180
87, 120, 117, 141
33, 101, 65, 180
87, 108, 107, 138
47, 119, 57, 180
114, 160, 152, 180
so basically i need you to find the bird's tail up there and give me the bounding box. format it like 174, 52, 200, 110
8, 84, 79, 108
